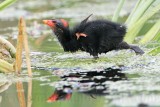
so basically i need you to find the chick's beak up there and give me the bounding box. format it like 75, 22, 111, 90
43, 20, 55, 27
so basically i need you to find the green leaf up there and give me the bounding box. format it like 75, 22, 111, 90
0, 0, 17, 11
126, 0, 155, 28
153, 30, 160, 42
139, 19, 160, 44
125, 0, 144, 24
148, 46, 160, 55
112, 0, 126, 22
124, 3, 160, 43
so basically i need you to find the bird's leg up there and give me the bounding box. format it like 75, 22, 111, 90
93, 55, 99, 59
89, 47, 99, 59
92, 52, 99, 59
118, 41, 144, 55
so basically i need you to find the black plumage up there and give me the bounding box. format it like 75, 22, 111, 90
43, 15, 144, 58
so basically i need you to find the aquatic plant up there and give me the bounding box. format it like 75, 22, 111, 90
0, 0, 17, 73
124, 1, 160, 43
15, 17, 32, 76
112, 0, 126, 22
0, 0, 17, 10
113, 0, 160, 55
0, 0, 32, 76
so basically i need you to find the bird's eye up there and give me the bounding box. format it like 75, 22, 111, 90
56, 23, 63, 28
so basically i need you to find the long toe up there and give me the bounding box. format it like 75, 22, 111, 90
136, 50, 145, 55
93, 56, 99, 59
133, 46, 145, 55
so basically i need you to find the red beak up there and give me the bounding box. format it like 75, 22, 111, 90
43, 20, 55, 27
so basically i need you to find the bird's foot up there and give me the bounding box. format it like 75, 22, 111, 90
130, 46, 145, 55
93, 56, 99, 59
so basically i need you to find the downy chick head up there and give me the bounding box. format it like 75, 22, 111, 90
43, 19, 69, 40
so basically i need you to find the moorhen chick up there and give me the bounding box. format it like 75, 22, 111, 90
43, 14, 144, 59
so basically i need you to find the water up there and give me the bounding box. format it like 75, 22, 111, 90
0, 0, 160, 107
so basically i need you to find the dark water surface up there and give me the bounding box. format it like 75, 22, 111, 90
0, 0, 160, 107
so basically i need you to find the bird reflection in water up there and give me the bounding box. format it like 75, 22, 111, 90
47, 86, 72, 102
47, 67, 127, 102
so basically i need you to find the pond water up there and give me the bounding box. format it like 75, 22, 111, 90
0, 0, 160, 107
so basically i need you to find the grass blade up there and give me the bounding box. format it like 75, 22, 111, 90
0, 0, 17, 11
126, 0, 155, 27
148, 46, 160, 55
124, 3, 160, 43
153, 32, 160, 42
125, 0, 142, 24
112, 0, 126, 22
139, 19, 160, 44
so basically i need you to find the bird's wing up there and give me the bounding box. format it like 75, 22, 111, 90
76, 33, 88, 40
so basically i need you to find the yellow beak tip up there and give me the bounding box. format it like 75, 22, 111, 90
43, 20, 48, 24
